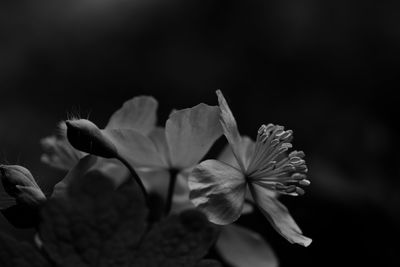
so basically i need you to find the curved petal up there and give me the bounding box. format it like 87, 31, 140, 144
166, 104, 222, 169
102, 128, 167, 168
250, 183, 312, 247
216, 224, 278, 267
171, 173, 195, 213
51, 155, 97, 198
105, 96, 158, 135
188, 160, 246, 225
40, 135, 84, 171
216, 90, 246, 171
90, 158, 129, 188
218, 136, 255, 170
136, 169, 170, 198
148, 127, 170, 166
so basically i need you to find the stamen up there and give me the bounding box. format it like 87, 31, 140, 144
247, 124, 292, 175
299, 179, 311, 186
246, 124, 310, 196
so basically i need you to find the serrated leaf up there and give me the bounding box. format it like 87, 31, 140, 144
134, 209, 219, 267
0, 232, 50, 267
39, 170, 148, 267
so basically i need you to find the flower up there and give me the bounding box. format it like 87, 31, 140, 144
99, 101, 223, 209
40, 93, 280, 266
188, 90, 312, 246
41, 96, 223, 202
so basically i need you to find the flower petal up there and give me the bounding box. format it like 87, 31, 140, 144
148, 127, 170, 166
105, 96, 158, 135
216, 224, 278, 267
102, 128, 167, 168
218, 136, 255, 170
171, 173, 195, 213
188, 160, 246, 225
40, 135, 83, 171
136, 169, 170, 198
137, 170, 195, 213
166, 104, 222, 169
91, 158, 129, 188
216, 90, 246, 171
250, 183, 312, 246
51, 155, 97, 198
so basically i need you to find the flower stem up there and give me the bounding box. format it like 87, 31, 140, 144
164, 169, 178, 216
116, 156, 148, 204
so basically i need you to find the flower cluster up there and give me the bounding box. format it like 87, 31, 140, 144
1, 90, 311, 267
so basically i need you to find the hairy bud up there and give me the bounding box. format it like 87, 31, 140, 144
0, 165, 46, 206
66, 119, 118, 158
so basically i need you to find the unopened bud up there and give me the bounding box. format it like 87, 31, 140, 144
65, 119, 118, 158
0, 165, 46, 206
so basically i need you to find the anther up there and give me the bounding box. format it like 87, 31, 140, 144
295, 187, 305, 195
299, 179, 311, 186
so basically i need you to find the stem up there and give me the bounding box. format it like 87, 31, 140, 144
116, 156, 148, 204
164, 169, 178, 216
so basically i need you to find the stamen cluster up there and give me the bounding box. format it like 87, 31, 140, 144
247, 124, 310, 196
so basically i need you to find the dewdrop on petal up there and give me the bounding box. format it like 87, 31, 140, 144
65, 119, 118, 159
0, 165, 46, 206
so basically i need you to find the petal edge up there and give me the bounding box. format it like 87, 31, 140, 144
250, 183, 312, 247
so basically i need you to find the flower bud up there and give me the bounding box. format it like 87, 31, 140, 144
0, 165, 46, 206
65, 119, 118, 159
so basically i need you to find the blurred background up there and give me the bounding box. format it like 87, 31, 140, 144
1, 0, 399, 266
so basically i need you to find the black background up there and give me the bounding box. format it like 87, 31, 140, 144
1, 0, 399, 266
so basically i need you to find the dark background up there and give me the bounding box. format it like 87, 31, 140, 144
1, 0, 399, 266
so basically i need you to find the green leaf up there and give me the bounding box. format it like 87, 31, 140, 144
134, 209, 219, 267
0, 232, 50, 267
39, 170, 148, 267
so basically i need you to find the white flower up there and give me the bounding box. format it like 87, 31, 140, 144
188, 90, 312, 247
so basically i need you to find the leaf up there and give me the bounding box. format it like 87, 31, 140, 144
0, 232, 50, 267
38, 163, 221, 267
134, 209, 219, 267
39, 170, 148, 267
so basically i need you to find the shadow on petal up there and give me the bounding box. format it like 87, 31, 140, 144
189, 160, 246, 225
